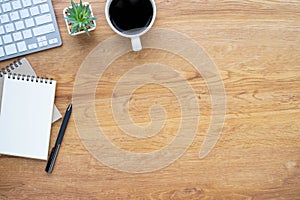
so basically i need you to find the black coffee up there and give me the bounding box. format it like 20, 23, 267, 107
109, 0, 153, 34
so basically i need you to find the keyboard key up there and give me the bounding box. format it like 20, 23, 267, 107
2, 2, 12, 12
25, 18, 35, 27
12, 0, 22, 10
37, 36, 46, 42
38, 40, 47, 47
3, 34, 13, 43
0, 47, 5, 57
30, 6, 39, 16
13, 31, 23, 41
15, 20, 25, 30
4, 44, 17, 55
35, 13, 52, 25
33, 0, 47, 4
17, 41, 27, 52
48, 38, 58, 44
40, 4, 49, 13
32, 23, 55, 36
0, 37, 2, 45
5, 23, 15, 33
22, 29, 32, 39
10, 11, 20, 21
0, 26, 4, 34
28, 43, 37, 50
22, 0, 32, 7
19, 8, 29, 18
0, 14, 9, 23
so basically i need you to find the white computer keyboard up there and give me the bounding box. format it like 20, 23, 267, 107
0, 0, 62, 61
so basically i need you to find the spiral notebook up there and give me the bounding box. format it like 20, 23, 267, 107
0, 74, 56, 160
0, 58, 61, 123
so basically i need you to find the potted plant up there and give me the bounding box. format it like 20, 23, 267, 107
63, 0, 97, 36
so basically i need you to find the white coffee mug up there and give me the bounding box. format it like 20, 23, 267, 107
105, 0, 156, 51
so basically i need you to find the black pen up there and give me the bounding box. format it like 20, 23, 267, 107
45, 103, 72, 174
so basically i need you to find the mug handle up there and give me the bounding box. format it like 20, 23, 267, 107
131, 36, 142, 51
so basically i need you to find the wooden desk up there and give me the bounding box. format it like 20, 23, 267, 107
1, 0, 299, 199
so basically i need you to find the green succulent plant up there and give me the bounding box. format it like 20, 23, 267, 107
65, 0, 97, 35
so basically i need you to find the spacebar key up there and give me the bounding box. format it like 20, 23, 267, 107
32, 24, 55, 36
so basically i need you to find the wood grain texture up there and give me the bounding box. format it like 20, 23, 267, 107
0, 0, 299, 199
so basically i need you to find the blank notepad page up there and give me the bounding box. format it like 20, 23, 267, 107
0, 74, 56, 160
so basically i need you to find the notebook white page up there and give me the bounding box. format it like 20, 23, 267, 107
0, 74, 56, 160
0, 58, 62, 123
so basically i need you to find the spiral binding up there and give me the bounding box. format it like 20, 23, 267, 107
0, 59, 22, 77
7, 73, 53, 84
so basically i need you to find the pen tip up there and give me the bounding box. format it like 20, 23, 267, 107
67, 103, 72, 111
